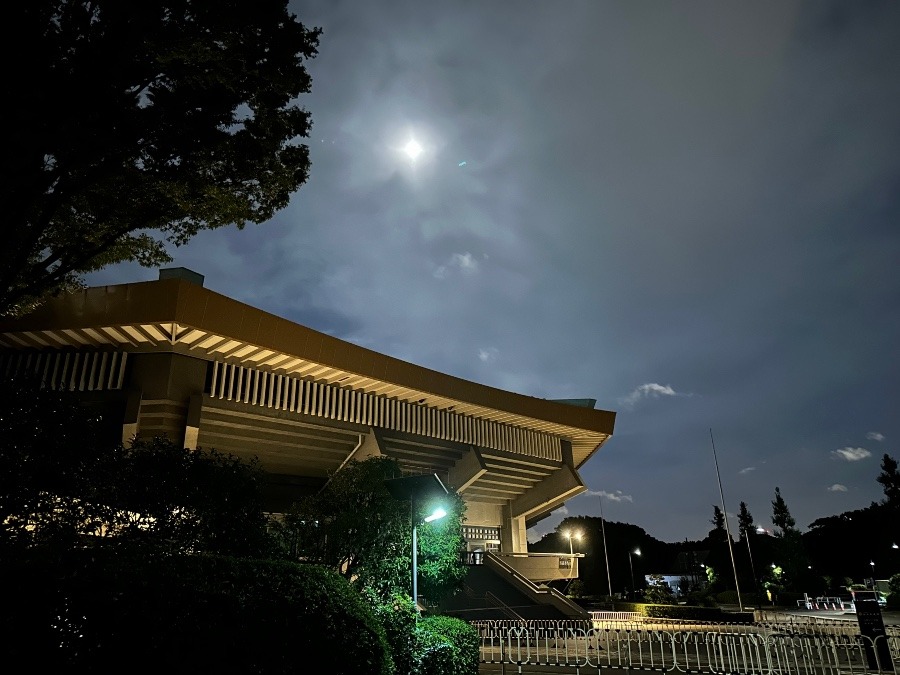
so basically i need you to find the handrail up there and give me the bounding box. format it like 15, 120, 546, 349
484, 591, 525, 621
484, 551, 589, 620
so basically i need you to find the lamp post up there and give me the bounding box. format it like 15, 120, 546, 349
629, 548, 641, 599
563, 530, 582, 556
563, 529, 582, 579
384, 473, 449, 613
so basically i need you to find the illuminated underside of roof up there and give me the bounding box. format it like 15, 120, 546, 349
0, 278, 616, 469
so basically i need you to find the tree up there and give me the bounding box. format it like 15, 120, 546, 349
737, 501, 754, 539
771, 487, 796, 535
284, 457, 468, 603
710, 504, 727, 539
643, 574, 675, 605
0, 376, 278, 557
2, 1, 320, 316
877, 454, 900, 504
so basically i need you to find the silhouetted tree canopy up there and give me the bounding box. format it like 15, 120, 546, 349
737, 501, 754, 539
2, 0, 320, 316
771, 487, 796, 535
877, 453, 900, 504
0, 378, 279, 558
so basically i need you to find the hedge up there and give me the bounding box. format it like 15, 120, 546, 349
415, 615, 480, 675
0, 547, 392, 675
612, 601, 754, 623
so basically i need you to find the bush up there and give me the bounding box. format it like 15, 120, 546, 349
366, 590, 418, 675
611, 601, 753, 623
1, 548, 392, 674
415, 615, 479, 675
716, 590, 741, 604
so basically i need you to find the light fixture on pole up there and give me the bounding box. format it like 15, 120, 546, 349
599, 497, 613, 598
629, 548, 641, 598
562, 529, 582, 579
563, 529, 582, 556
384, 473, 449, 614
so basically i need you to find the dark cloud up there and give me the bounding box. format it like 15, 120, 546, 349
87, 0, 900, 542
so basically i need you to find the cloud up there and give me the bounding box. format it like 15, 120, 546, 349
831, 447, 871, 462
477, 347, 498, 363
587, 489, 634, 503
827, 484, 848, 492
433, 252, 479, 279
866, 432, 885, 442
738, 466, 756, 475
621, 383, 679, 407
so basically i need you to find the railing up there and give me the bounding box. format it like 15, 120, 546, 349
473, 620, 900, 674
484, 552, 589, 620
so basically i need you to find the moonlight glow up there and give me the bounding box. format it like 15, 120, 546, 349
403, 139, 423, 160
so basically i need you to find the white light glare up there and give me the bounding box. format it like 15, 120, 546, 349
403, 139, 423, 160
424, 507, 447, 523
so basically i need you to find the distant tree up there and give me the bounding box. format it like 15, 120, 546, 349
643, 574, 676, 605
877, 454, 900, 504
2, 1, 320, 316
709, 504, 726, 543
738, 501, 755, 539
771, 487, 797, 535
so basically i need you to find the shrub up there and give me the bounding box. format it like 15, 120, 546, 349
716, 590, 741, 604
1, 548, 392, 674
611, 601, 752, 623
415, 615, 479, 675
365, 589, 418, 675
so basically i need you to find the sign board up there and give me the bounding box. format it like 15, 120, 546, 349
851, 590, 894, 671
559, 557, 571, 569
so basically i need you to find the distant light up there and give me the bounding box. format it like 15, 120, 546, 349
404, 139, 423, 160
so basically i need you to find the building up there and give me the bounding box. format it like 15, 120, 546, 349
0, 269, 615, 614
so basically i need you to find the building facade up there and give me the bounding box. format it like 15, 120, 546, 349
0, 269, 616, 583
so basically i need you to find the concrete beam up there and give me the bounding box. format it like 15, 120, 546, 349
448, 445, 487, 493
335, 426, 385, 474
510, 464, 586, 521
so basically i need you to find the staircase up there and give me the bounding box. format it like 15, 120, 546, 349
438, 553, 590, 621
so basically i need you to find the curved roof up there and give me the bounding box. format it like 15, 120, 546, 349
0, 277, 616, 468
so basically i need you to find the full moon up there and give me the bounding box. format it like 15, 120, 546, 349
403, 139, 423, 160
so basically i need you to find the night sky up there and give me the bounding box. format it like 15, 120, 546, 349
86, 1, 900, 544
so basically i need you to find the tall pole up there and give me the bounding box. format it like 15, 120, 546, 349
629, 551, 635, 598
409, 497, 419, 616
745, 530, 760, 606
599, 497, 613, 597
710, 428, 743, 611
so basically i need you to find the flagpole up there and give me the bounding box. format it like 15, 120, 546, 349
599, 496, 613, 598
710, 428, 743, 612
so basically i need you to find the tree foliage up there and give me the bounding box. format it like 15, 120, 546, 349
710, 505, 726, 540
771, 487, 796, 535
877, 453, 900, 504
643, 574, 676, 604
0, 376, 278, 557
283, 457, 467, 603
737, 501, 754, 539
2, 0, 320, 316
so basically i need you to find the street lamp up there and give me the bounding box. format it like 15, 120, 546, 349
563, 529, 582, 580
629, 548, 641, 599
384, 473, 449, 613
563, 529, 582, 556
